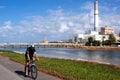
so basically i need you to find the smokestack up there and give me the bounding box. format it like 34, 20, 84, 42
94, 0, 99, 31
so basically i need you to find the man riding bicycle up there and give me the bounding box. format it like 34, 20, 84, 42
25, 44, 39, 77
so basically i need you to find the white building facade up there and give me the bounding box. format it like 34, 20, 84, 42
71, 31, 109, 43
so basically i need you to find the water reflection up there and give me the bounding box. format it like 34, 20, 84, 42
0, 46, 120, 65
36, 47, 120, 65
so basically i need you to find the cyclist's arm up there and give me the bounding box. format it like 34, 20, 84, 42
34, 52, 39, 61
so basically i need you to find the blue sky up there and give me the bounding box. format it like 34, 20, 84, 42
0, 0, 120, 43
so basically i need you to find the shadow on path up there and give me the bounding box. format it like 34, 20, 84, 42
15, 71, 35, 80
15, 71, 25, 77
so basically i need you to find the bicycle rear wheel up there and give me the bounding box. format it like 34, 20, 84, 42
31, 65, 38, 79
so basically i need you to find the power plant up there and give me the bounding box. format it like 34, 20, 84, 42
69, 0, 120, 43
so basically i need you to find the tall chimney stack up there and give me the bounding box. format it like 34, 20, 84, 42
94, 0, 99, 31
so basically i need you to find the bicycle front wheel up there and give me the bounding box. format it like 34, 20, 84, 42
31, 65, 38, 79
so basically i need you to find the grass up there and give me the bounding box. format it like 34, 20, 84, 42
0, 50, 120, 80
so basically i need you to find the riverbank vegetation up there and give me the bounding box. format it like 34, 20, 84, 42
0, 50, 120, 80
85, 34, 116, 46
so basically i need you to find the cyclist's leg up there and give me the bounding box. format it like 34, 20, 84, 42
25, 61, 29, 77
25, 53, 30, 77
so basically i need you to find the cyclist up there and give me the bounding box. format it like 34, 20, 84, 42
25, 44, 39, 77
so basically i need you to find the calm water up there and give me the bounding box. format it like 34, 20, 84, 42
0, 46, 120, 65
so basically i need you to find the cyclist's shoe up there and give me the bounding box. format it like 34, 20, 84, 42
25, 71, 28, 77
24, 75, 28, 77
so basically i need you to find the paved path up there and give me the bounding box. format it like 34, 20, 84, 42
0, 64, 23, 80
0, 56, 61, 80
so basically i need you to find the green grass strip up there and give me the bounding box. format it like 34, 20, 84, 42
0, 50, 120, 80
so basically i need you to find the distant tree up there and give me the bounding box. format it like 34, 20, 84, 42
108, 34, 116, 45
103, 40, 110, 45
86, 37, 94, 46
102, 40, 105, 46
79, 38, 82, 43
74, 36, 78, 43
85, 42, 90, 46
92, 40, 101, 46
102, 36, 105, 46
88, 37, 93, 46
88, 37, 93, 43
119, 32, 120, 37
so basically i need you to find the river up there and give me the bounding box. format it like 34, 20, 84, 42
0, 46, 120, 65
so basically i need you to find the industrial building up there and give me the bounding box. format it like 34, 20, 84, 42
100, 26, 114, 35
71, 30, 109, 43
70, 0, 119, 43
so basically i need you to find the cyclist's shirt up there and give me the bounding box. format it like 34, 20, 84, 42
25, 46, 36, 61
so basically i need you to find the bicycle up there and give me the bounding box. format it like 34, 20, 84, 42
25, 60, 38, 79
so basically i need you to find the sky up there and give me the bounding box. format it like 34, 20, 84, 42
0, 0, 120, 43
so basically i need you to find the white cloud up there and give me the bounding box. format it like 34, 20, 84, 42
48, 9, 64, 16
68, 22, 74, 27
0, 8, 98, 42
0, 21, 12, 36
0, 6, 6, 9
73, 29, 85, 34
1, 21, 12, 29
80, 1, 93, 10
0, 1, 120, 42
59, 22, 69, 33
100, 14, 120, 32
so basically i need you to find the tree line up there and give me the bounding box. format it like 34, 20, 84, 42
85, 34, 116, 46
